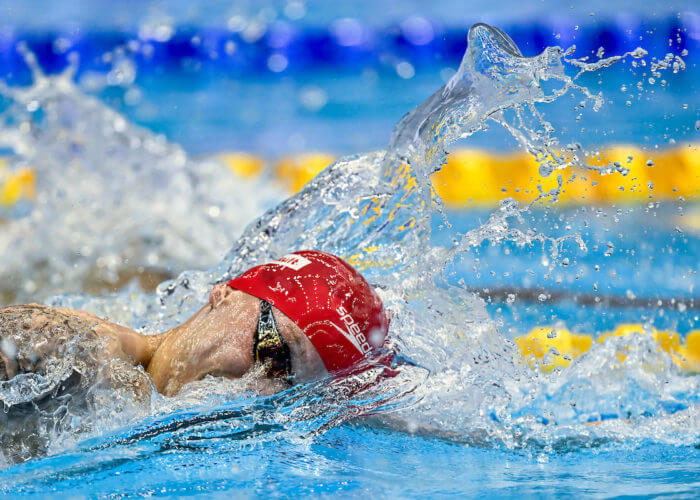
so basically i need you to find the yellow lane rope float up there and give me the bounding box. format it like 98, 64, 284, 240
2, 156, 697, 375
432, 144, 699, 206
0, 160, 35, 207
2, 144, 698, 208
272, 152, 337, 193
252, 143, 697, 206
217, 152, 264, 179
515, 324, 700, 374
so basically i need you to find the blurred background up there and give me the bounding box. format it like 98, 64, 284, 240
0, 0, 697, 335
1, 0, 696, 155
0, 2, 698, 491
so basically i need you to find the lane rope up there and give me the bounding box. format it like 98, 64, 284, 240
514, 324, 700, 374
2, 144, 697, 208
220, 143, 699, 205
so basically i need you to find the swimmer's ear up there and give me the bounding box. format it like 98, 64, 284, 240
208, 283, 231, 308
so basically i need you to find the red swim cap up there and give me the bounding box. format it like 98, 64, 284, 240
227, 250, 389, 373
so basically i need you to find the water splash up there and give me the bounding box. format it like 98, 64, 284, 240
0, 46, 283, 304
0, 23, 696, 467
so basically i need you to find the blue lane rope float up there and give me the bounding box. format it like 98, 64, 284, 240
0, 15, 695, 81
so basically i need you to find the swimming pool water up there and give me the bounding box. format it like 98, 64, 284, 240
102, 64, 697, 156
436, 206, 698, 336
0, 2, 698, 497
2, 418, 699, 497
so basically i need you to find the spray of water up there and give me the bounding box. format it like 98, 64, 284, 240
0, 45, 283, 304
0, 23, 696, 468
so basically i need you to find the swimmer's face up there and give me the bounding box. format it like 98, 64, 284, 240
147, 285, 327, 396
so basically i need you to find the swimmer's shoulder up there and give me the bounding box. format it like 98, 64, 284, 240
0, 303, 47, 328
0, 303, 67, 318
0, 303, 99, 323
0, 304, 101, 345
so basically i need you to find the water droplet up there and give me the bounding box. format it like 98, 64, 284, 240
396, 61, 416, 79
267, 53, 288, 72
299, 86, 328, 112
0, 338, 17, 359
284, 1, 306, 20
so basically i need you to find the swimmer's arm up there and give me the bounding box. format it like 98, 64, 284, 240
93, 322, 162, 368
51, 306, 162, 368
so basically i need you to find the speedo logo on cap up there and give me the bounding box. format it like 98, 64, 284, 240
269, 253, 312, 271
335, 305, 371, 354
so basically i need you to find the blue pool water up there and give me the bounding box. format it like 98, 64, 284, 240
437, 206, 699, 335
0, 2, 698, 497
3, 424, 700, 497
2, 2, 697, 155
108, 64, 697, 156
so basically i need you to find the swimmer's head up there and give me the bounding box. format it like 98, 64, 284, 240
147, 250, 389, 395
227, 250, 390, 375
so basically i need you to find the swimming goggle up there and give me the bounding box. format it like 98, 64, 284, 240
253, 300, 292, 381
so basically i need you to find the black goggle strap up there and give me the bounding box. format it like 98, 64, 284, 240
254, 300, 292, 379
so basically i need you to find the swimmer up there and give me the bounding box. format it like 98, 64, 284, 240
0, 250, 389, 402
0, 250, 390, 463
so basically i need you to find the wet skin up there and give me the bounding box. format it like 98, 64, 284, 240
0, 285, 327, 397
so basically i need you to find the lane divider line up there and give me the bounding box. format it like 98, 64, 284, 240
515, 324, 700, 374
1, 143, 697, 208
